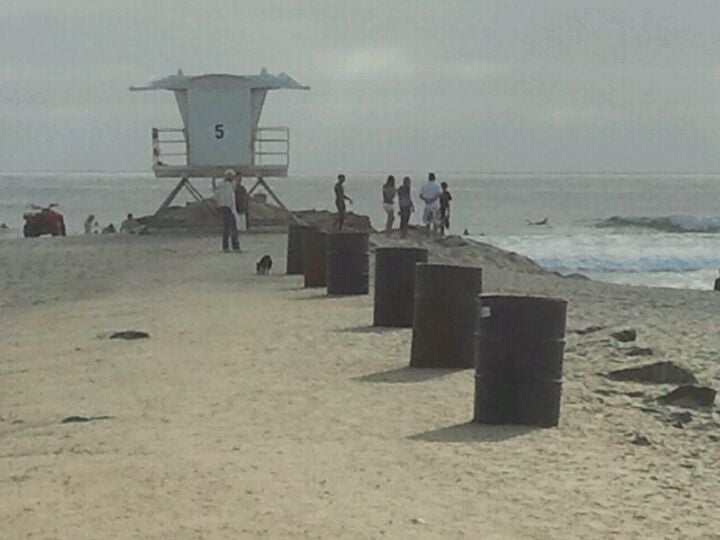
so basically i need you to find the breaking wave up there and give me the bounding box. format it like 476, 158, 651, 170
596, 215, 720, 233
534, 254, 720, 273
486, 233, 720, 274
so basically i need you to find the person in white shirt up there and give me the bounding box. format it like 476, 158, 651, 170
215, 169, 240, 252
84, 214, 95, 235
419, 172, 442, 236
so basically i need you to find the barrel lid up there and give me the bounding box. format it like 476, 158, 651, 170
375, 246, 428, 254
479, 293, 567, 305
416, 263, 482, 271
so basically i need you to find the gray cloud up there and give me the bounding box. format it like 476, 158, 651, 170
1, 1, 720, 172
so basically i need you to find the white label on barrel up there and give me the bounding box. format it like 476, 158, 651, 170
481, 306, 491, 318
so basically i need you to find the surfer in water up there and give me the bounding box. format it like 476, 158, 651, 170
526, 217, 549, 226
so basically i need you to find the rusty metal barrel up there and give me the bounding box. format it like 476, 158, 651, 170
326, 232, 369, 295
410, 264, 483, 369
474, 295, 567, 428
302, 228, 327, 288
373, 247, 429, 327
286, 224, 311, 275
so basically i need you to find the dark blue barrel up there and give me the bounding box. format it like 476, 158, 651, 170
410, 264, 483, 369
326, 232, 369, 295
373, 247, 429, 327
474, 295, 567, 428
286, 224, 311, 275
303, 228, 327, 288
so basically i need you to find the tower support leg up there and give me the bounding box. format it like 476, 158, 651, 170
248, 177, 301, 226
156, 177, 216, 216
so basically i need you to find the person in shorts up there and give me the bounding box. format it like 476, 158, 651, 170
382, 175, 397, 234
419, 172, 442, 236
398, 176, 414, 238
439, 181, 452, 235
334, 174, 353, 230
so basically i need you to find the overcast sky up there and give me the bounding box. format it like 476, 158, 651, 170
2, 0, 720, 173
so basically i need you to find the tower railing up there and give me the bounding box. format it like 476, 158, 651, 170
252, 127, 290, 168
152, 128, 188, 168
150, 126, 290, 177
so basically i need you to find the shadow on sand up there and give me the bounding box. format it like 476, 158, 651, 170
288, 291, 338, 300
409, 422, 538, 443
277, 284, 306, 292
354, 366, 461, 384
288, 290, 374, 301
336, 325, 405, 335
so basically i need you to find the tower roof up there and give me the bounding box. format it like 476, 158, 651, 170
130, 68, 309, 92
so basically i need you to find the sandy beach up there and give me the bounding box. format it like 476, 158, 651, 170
1, 232, 719, 539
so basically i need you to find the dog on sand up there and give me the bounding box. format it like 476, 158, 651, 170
256, 255, 273, 275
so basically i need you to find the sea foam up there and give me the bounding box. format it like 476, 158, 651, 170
596, 215, 720, 233
486, 233, 720, 273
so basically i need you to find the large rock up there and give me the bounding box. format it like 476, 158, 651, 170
110, 330, 150, 340
611, 329, 637, 342
138, 200, 221, 230
563, 273, 591, 281
625, 346, 654, 357
574, 325, 606, 335
606, 361, 697, 385
136, 198, 375, 232
372, 232, 549, 276
436, 235, 468, 248
293, 210, 374, 233
658, 386, 716, 409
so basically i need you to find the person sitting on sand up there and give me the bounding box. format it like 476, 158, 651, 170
333, 174, 353, 230
215, 169, 240, 252
439, 181, 452, 236
84, 214, 95, 235
419, 172, 442, 236
714, 270, 720, 291
382, 175, 397, 234
120, 213, 142, 234
398, 176, 414, 238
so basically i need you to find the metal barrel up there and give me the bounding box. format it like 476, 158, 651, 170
286, 224, 311, 275
326, 232, 369, 295
410, 264, 483, 369
474, 295, 567, 428
373, 247, 429, 327
302, 228, 327, 288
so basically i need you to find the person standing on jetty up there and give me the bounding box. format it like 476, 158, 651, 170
334, 174, 353, 230
234, 174, 249, 232
419, 172, 442, 236
215, 169, 240, 252
398, 176, 414, 238
439, 181, 453, 235
382, 175, 397, 234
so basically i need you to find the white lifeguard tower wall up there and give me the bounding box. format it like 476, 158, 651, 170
131, 69, 309, 178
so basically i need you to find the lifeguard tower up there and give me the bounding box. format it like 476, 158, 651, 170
130, 69, 309, 220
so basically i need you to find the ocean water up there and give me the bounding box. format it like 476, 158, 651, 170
2, 172, 720, 290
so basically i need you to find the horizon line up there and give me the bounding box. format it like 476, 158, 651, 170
3, 169, 720, 176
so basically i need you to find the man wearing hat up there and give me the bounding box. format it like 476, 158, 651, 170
215, 169, 241, 252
